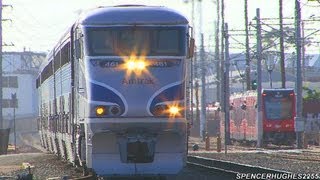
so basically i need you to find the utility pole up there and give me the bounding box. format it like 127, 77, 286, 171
244, 0, 251, 90
224, 23, 230, 147
279, 0, 286, 88
200, 34, 206, 141
215, 0, 220, 102
183, 0, 195, 33
220, 0, 225, 111
256, 8, 263, 148
301, 22, 305, 81
194, 51, 200, 124
0, 0, 9, 156
198, 0, 203, 36
294, 0, 303, 149
0, 0, 3, 129
0, 0, 10, 129
184, 0, 200, 125
191, 0, 195, 29
11, 93, 16, 151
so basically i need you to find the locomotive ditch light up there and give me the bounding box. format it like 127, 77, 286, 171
152, 104, 183, 117
96, 106, 106, 116
167, 105, 183, 117
169, 106, 179, 114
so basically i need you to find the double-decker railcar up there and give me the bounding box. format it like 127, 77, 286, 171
36, 5, 194, 178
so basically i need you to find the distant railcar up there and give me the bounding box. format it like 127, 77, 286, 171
36, 5, 194, 178
220, 89, 296, 145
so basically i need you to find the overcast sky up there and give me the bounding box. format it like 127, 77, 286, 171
4, 0, 320, 53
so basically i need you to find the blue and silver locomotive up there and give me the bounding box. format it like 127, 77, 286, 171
37, 5, 194, 177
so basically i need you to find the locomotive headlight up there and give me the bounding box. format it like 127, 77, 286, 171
120, 55, 150, 77
136, 61, 146, 70
125, 60, 146, 70
126, 60, 136, 70
95, 106, 106, 116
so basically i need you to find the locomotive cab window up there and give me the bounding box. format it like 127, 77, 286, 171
117, 29, 150, 55
151, 29, 180, 55
90, 30, 114, 55
86, 27, 186, 56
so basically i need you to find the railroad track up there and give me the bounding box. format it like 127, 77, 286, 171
268, 153, 320, 162
187, 155, 290, 179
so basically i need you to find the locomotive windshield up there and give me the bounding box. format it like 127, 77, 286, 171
264, 96, 293, 120
86, 27, 186, 56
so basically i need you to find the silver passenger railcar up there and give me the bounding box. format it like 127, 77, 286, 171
36, 5, 194, 178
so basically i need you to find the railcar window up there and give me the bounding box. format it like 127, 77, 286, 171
41, 61, 53, 83
61, 42, 70, 66
54, 53, 60, 73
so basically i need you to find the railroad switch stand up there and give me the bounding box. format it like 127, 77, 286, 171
217, 134, 222, 152
205, 133, 210, 151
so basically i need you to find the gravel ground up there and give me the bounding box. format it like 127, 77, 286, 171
0, 153, 84, 180
0, 133, 85, 180
0, 152, 224, 180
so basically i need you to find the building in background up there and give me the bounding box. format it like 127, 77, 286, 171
2, 51, 45, 133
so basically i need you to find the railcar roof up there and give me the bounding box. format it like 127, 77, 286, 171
78, 5, 189, 25
262, 88, 294, 92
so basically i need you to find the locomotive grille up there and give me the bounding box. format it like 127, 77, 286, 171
127, 141, 154, 163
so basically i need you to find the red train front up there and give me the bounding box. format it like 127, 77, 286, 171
262, 89, 296, 145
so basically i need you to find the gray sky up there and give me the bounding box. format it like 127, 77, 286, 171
4, 0, 320, 53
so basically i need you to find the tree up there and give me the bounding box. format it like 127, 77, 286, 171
302, 86, 320, 101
